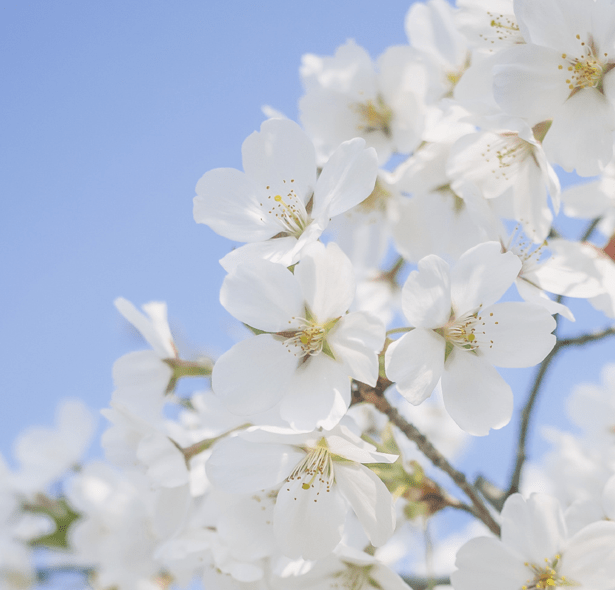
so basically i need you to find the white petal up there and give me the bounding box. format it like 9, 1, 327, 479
543, 86, 615, 177
493, 45, 571, 125
212, 335, 296, 415
514, 0, 592, 52
385, 328, 445, 405
441, 349, 513, 435
136, 433, 189, 487
220, 259, 304, 332
206, 435, 304, 494
115, 298, 176, 359
603, 474, 615, 520
510, 153, 553, 243
274, 478, 346, 560
327, 311, 385, 386
405, 0, 467, 68
334, 462, 395, 547
500, 493, 566, 563
295, 242, 355, 321
563, 521, 615, 587
401, 254, 451, 328
477, 302, 556, 368
279, 355, 350, 432
451, 242, 521, 313
151, 484, 192, 539
219, 236, 299, 272
326, 433, 397, 465
515, 278, 575, 321
311, 138, 378, 220
241, 118, 316, 204
452, 536, 527, 590
529, 239, 606, 298
194, 168, 280, 242
563, 178, 613, 219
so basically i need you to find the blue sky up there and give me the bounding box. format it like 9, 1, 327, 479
0, 0, 413, 455
1, 0, 614, 586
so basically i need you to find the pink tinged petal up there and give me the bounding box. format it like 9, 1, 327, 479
493, 45, 571, 125
241, 118, 317, 204
327, 311, 385, 386
441, 349, 513, 435
529, 239, 607, 298
401, 254, 451, 328
451, 242, 521, 313
194, 168, 280, 242
543, 87, 615, 177
501, 493, 566, 563
295, 242, 355, 321
335, 462, 395, 547
206, 435, 304, 494
515, 278, 575, 321
219, 236, 299, 273
385, 328, 445, 405
114, 298, 176, 359
274, 476, 346, 560
212, 334, 296, 416
311, 138, 378, 220
562, 521, 615, 588
452, 536, 528, 590
476, 302, 556, 368
220, 260, 304, 332
279, 355, 350, 432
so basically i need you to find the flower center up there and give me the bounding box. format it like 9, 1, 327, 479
482, 134, 534, 182
521, 555, 576, 590
441, 307, 497, 354
278, 315, 340, 360
287, 441, 334, 495
559, 35, 613, 95
352, 96, 393, 137
332, 563, 374, 590
262, 180, 309, 237
504, 225, 547, 276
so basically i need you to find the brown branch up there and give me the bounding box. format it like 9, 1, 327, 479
354, 378, 501, 537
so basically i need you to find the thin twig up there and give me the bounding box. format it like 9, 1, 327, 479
580, 216, 602, 242
355, 378, 501, 537
506, 325, 615, 497
506, 341, 561, 496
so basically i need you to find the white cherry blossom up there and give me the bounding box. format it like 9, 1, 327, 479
452, 493, 615, 590
300, 40, 428, 165
493, 0, 615, 175
206, 421, 397, 560
193, 118, 378, 270
385, 241, 556, 435
212, 241, 385, 431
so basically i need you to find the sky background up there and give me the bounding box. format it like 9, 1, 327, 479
1, 1, 614, 587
